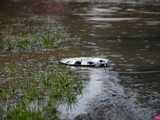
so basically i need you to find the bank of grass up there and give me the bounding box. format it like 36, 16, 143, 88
0, 24, 74, 53
0, 31, 64, 53
0, 61, 83, 120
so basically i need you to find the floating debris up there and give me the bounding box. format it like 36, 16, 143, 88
59, 57, 110, 67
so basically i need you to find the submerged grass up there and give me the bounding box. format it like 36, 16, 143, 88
0, 30, 66, 53
0, 22, 76, 53
0, 61, 83, 120
0, 17, 83, 120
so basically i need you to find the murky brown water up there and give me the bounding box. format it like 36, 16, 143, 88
0, 1, 160, 120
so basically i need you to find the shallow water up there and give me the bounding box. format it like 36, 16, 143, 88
58, 68, 104, 120
0, 1, 160, 120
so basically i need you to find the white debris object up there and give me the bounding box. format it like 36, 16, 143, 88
59, 57, 110, 67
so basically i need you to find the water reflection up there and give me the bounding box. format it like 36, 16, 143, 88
62, 2, 160, 65
60, 2, 160, 119
88, 17, 140, 22
58, 68, 105, 120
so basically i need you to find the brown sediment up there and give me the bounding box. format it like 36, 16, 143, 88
31, 0, 66, 15
0, 49, 81, 63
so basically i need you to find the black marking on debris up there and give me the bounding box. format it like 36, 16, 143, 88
75, 61, 82, 65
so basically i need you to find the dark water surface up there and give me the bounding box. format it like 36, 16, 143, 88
0, 1, 160, 120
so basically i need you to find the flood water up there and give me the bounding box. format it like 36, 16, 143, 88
0, 1, 160, 120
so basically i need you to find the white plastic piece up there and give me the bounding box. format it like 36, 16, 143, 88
59, 57, 110, 67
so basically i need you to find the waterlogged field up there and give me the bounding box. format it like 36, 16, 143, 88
0, 1, 160, 120
0, 2, 84, 119
0, 19, 78, 53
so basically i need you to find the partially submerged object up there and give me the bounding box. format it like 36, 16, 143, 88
59, 57, 110, 67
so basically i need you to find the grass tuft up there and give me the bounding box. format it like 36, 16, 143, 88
0, 62, 84, 120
